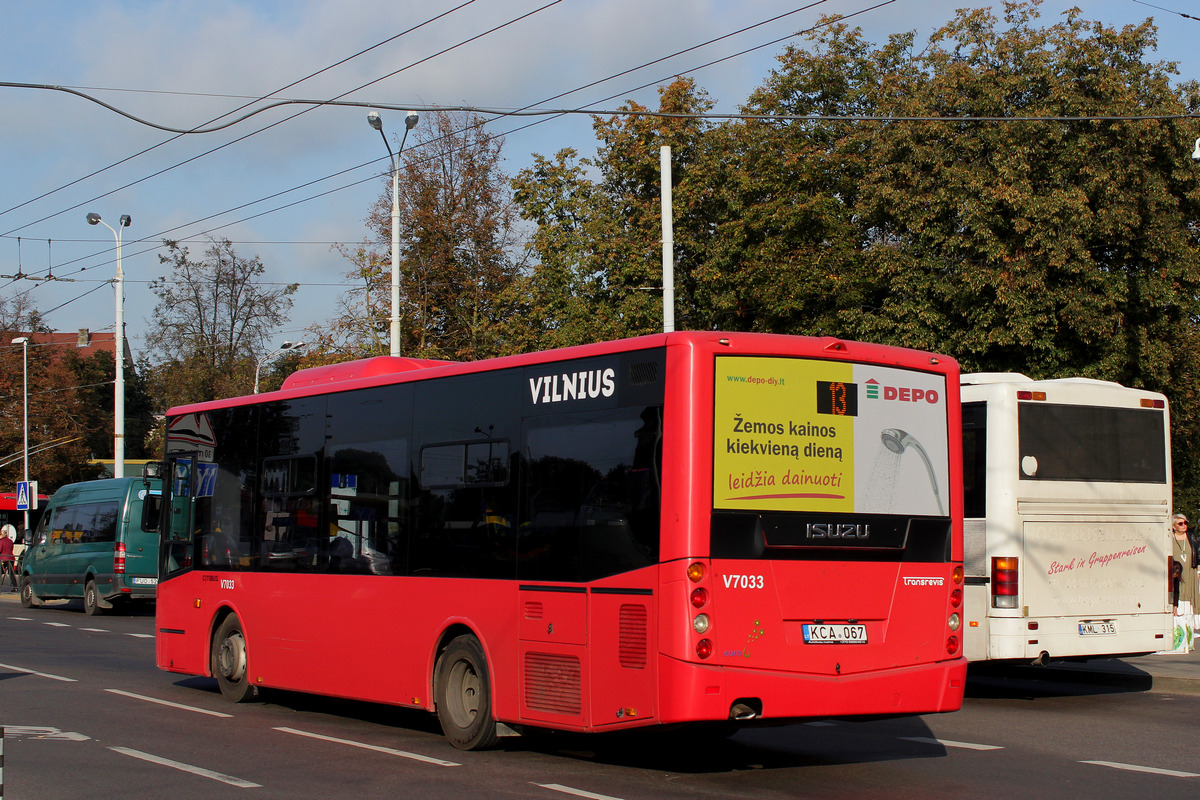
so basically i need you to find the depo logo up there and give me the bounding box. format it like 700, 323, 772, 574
864, 378, 939, 404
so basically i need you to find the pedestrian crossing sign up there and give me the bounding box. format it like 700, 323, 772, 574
15, 480, 37, 510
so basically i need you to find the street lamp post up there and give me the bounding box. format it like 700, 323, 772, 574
367, 109, 419, 358
10, 336, 29, 529
255, 340, 307, 394
86, 212, 131, 479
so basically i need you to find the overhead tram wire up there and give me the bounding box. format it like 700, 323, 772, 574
0, 0, 560, 241
4, 0, 837, 261
25, 2, 848, 288
0, 0, 481, 225
26, 1, 906, 300
10, 1, 570, 311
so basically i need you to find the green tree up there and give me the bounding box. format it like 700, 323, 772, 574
145, 237, 298, 409
708, 2, 1200, 508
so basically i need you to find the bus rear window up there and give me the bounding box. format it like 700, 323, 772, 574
1017, 403, 1166, 483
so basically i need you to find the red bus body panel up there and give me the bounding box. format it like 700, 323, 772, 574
156, 331, 965, 734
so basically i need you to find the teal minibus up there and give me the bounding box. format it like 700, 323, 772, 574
20, 477, 162, 615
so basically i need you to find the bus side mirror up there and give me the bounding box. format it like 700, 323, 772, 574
142, 462, 164, 487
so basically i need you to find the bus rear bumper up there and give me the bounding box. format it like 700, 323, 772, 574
656, 655, 967, 724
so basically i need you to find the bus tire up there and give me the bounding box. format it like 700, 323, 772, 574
84, 580, 104, 616
434, 635, 499, 750
212, 615, 259, 702
19, 575, 40, 608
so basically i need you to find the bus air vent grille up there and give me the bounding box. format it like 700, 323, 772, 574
524, 653, 582, 715
619, 604, 648, 669
629, 362, 659, 385
524, 601, 544, 620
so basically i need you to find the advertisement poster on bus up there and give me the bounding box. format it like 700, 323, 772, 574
713, 356, 949, 517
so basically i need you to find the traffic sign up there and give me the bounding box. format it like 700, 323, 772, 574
15, 480, 38, 510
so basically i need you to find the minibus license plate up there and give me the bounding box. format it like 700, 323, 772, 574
1078, 619, 1116, 636
131, 577, 158, 586
802, 624, 867, 644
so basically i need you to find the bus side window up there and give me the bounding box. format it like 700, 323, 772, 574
962, 402, 987, 518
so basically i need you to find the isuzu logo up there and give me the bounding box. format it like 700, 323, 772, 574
806, 523, 870, 539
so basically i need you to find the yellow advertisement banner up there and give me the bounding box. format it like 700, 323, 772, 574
712, 356, 949, 516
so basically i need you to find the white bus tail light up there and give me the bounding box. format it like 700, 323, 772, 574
992, 556, 1019, 608
1140, 398, 1165, 408
1016, 390, 1046, 401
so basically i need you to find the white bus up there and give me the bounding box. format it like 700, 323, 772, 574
960, 373, 1175, 663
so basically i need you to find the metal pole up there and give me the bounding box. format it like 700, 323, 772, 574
114, 225, 125, 479
660, 145, 675, 333
21, 341, 28, 531
390, 165, 401, 357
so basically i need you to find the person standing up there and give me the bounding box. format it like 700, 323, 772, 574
0, 524, 16, 592
1170, 513, 1198, 612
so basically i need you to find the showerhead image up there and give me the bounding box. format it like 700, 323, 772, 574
880, 428, 944, 515
881, 428, 918, 455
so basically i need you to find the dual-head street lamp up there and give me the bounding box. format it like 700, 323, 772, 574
86, 212, 131, 479
367, 109, 419, 358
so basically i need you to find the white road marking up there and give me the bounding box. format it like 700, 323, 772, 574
42, 622, 70, 627
127, 633, 154, 638
274, 726, 460, 767
1081, 760, 1200, 779
80, 627, 109, 633
7, 616, 34, 621
2, 726, 89, 741
900, 736, 1003, 751
105, 688, 234, 718
110, 747, 261, 788
0, 662, 77, 682
535, 784, 626, 800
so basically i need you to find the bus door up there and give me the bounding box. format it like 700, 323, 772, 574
161, 453, 199, 577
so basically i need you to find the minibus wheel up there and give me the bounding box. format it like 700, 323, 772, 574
212, 614, 259, 702
84, 580, 105, 616
19, 576, 40, 608
434, 634, 498, 750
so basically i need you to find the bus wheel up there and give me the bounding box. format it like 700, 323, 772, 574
19, 576, 40, 608
83, 580, 104, 616
212, 615, 259, 702
435, 635, 499, 750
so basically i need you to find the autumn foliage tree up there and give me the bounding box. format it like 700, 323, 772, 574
144, 237, 298, 409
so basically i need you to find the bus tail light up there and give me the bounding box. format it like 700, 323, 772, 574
114, 542, 127, 574
992, 556, 1018, 608
688, 562, 712, 658
946, 635, 960, 655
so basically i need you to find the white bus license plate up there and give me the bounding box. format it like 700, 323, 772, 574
802, 624, 867, 644
1078, 619, 1117, 636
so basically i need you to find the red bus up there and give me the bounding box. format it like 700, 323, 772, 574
155, 331, 966, 749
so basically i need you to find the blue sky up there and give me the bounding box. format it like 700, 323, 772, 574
1, 0, 1197, 360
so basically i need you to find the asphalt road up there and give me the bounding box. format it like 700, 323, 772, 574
2, 597, 1199, 800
